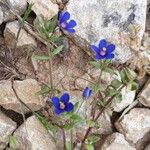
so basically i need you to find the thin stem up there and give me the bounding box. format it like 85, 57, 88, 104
76, 100, 85, 114
62, 128, 66, 150
47, 43, 54, 92
80, 85, 125, 150
70, 129, 73, 150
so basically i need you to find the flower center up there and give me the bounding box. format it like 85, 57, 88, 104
60, 102, 65, 109
61, 22, 67, 28
100, 47, 107, 56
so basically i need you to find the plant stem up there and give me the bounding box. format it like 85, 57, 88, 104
80, 85, 125, 150
62, 128, 66, 150
47, 43, 54, 92
70, 129, 73, 150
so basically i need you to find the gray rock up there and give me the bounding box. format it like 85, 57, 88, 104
0, 0, 27, 22
14, 116, 57, 150
101, 133, 136, 150
0, 79, 44, 113
0, 6, 3, 25
0, 111, 17, 149
27, 0, 58, 20
4, 21, 37, 51
139, 79, 150, 107
145, 144, 150, 150
115, 108, 150, 143
67, 0, 147, 63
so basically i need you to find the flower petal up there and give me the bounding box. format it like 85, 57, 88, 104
99, 39, 107, 49
65, 28, 75, 33
55, 108, 64, 115
82, 87, 92, 99
96, 54, 105, 60
59, 11, 70, 24
107, 44, 115, 53
60, 93, 70, 103
65, 102, 74, 112
106, 53, 115, 59
66, 20, 77, 28
51, 97, 60, 108
91, 45, 99, 54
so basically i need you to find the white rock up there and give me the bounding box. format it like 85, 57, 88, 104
27, 0, 58, 20
4, 20, 37, 50
139, 78, 150, 107
0, 0, 27, 22
67, 0, 147, 63
0, 6, 3, 25
101, 133, 136, 150
145, 144, 150, 150
0, 111, 17, 149
0, 79, 44, 113
115, 108, 150, 143
14, 116, 57, 150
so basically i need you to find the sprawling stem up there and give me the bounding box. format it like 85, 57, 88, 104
62, 128, 66, 150
80, 84, 125, 150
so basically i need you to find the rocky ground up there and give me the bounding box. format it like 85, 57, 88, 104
0, 0, 150, 150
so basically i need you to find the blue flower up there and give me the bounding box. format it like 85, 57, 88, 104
91, 39, 116, 60
58, 11, 77, 33
82, 87, 92, 99
51, 93, 74, 115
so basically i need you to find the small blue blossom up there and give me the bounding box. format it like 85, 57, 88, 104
58, 11, 77, 33
91, 39, 116, 60
51, 93, 74, 115
82, 87, 92, 99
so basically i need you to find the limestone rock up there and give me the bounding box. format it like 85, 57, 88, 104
145, 144, 150, 150
0, 0, 27, 22
4, 20, 37, 50
0, 6, 3, 25
27, 0, 58, 20
14, 116, 57, 150
67, 0, 147, 63
139, 79, 150, 107
0, 79, 44, 113
115, 108, 150, 143
101, 133, 136, 150
0, 111, 17, 149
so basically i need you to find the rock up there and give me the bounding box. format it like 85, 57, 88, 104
0, 111, 17, 149
0, 6, 3, 25
14, 116, 57, 150
4, 20, 37, 50
0, 0, 27, 22
115, 108, 150, 143
0, 79, 44, 113
67, 0, 147, 63
27, 0, 58, 20
101, 133, 136, 150
145, 144, 150, 150
113, 86, 136, 112
139, 79, 150, 107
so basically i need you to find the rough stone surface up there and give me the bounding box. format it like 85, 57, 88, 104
0, 6, 3, 25
0, 0, 27, 22
4, 21, 37, 50
14, 116, 57, 150
0, 79, 44, 113
0, 111, 17, 149
115, 108, 150, 143
67, 0, 147, 63
27, 0, 58, 20
101, 133, 136, 150
139, 79, 150, 107
145, 144, 150, 150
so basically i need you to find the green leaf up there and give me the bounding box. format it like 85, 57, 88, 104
9, 135, 18, 150
92, 84, 105, 94
111, 79, 122, 89
66, 142, 72, 150
32, 55, 49, 61
73, 102, 79, 112
70, 114, 82, 123
85, 144, 94, 150
63, 123, 74, 130
36, 85, 51, 96
130, 81, 138, 91
114, 93, 122, 103
89, 61, 101, 69
87, 135, 100, 144
106, 87, 118, 96
86, 120, 96, 127
52, 45, 64, 56
103, 68, 115, 74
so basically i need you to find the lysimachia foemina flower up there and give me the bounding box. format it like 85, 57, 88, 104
91, 39, 116, 60
58, 11, 77, 33
82, 87, 92, 99
51, 93, 74, 115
